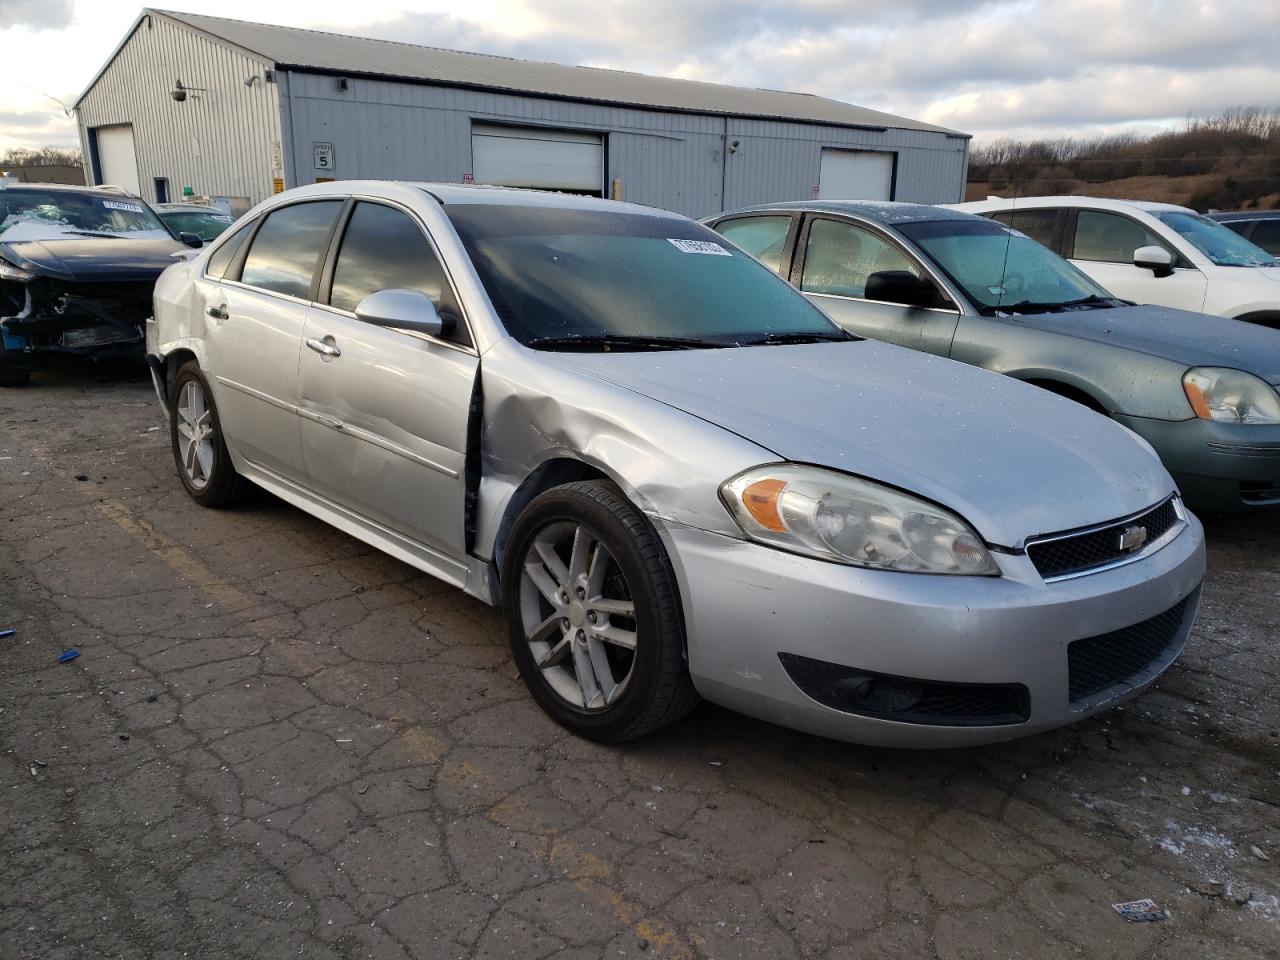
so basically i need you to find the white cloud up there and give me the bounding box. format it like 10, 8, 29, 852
0, 0, 1276, 155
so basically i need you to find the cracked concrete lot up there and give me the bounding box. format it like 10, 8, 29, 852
2, 366, 1278, 960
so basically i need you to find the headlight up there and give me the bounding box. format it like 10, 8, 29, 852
1183, 367, 1280, 424
721, 464, 999, 575
0, 258, 33, 282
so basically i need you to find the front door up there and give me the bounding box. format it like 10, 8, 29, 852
794, 216, 960, 356
1067, 209, 1207, 311
296, 200, 479, 568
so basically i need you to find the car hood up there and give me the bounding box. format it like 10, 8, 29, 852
1011, 303, 1280, 384
0, 237, 187, 283
552, 340, 1174, 547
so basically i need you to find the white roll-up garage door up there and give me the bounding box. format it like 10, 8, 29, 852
471, 124, 604, 194
817, 149, 895, 201
94, 124, 141, 195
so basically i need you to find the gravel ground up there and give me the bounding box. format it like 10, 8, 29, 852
1, 365, 1277, 960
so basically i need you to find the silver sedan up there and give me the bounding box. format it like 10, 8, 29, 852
147, 181, 1205, 747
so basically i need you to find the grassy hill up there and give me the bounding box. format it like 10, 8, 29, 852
967, 108, 1280, 212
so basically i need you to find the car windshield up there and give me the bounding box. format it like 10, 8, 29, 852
1155, 211, 1278, 267
159, 209, 234, 242
0, 189, 172, 242
897, 218, 1114, 313
446, 203, 843, 349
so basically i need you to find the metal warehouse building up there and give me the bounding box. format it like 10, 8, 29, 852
75, 9, 970, 218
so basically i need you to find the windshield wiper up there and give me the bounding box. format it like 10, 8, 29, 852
526, 334, 726, 352
62, 230, 125, 239
737, 330, 858, 346
994, 294, 1117, 315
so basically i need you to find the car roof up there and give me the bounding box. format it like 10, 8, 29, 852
0, 182, 126, 196
1208, 210, 1280, 222
956, 195, 1196, 216
712, 200, 976, 225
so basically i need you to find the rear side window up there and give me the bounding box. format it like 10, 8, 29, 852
1249, 221, 1280, 256
991, 209, 1059, 250
204, 221, 253, 279
1071, 210, 1165, 263
800, 218, 920, 298
240, 201, 342, 298
328, 202, 467, 343
1220, 220, 1252, 238
714, 216, 792, 274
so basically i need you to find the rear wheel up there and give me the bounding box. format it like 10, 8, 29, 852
169, 361, 252, 507
502, 480, 698, 742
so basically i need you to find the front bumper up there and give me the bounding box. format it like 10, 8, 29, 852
1116, 414, 1280, 510
657, 513, 1205, 748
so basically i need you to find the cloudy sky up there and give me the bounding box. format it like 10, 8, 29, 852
2, 0, 1277, 154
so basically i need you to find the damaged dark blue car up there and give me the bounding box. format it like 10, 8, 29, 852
0, 183, 200, 385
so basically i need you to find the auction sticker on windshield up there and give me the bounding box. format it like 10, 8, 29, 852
102, 200, 145, 213
668, 238, 732, 256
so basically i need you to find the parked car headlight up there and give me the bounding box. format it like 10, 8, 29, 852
1183, 367, 1280, 424
721, 464, 998, 575
0, 258, 33, 282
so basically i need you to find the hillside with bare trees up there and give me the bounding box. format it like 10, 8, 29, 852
967, 108, 1280, 211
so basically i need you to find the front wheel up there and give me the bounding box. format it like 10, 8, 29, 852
168, 361, 252, 507
502, 480, 698, 742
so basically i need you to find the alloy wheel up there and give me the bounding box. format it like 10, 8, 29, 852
175, 379, 216, 490
517, 521, 638, 710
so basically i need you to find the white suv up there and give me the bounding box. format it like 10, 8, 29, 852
955, 196, 1280, 326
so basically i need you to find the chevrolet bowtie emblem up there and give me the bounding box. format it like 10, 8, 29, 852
1117, 524, 1149, 553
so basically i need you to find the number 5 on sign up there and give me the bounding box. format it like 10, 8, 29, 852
313, 142, 334, 170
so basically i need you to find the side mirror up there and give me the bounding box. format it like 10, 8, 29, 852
1134, 245, 1174, 278
354, 288, 451, 337
865, 270, 937, 308
179, 232, 204, 249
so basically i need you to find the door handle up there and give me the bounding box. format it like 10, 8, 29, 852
306, 337, 342, 358
207, 304, 228, 320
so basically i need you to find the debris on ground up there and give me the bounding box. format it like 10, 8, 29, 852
1249, 845, 1270, 861
1112, 898, 1167, 922
0, 628, 15, 639
58, 649, 80, 663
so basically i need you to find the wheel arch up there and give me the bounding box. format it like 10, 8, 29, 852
1019, 376, 1110, 414
1231, 310, 1280, 330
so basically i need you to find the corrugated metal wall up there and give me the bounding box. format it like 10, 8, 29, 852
75, 13, 283, 205
75, 15, 968, 215
281, 72, 967, 218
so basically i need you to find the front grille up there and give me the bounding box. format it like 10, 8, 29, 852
1027, 497, 1180, 580
778, 653, 1030, 727
1067, 597, 1190, 704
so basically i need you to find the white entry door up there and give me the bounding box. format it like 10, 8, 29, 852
94, 124, 141, 195
471, 123, 603, 194
818, 149, 894, 201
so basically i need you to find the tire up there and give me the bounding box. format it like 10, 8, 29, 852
168, 361, 252, 508
0, 341, 31, 387
501, 480, 699, 742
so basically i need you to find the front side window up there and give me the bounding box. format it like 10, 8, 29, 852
714, 216, 793, 273
239, 201, 342, 298
898, 218, 1112, 313
204, 221, 254, 279
162, 210, 234, 242
445, 204, 840, 348
0, 189, 172, 242
990, 209, 1059, 250
328, 202, 467, 343
1071, 210, 1166, 263
801, 218, 921, 299
1249, 221, 1280, 257
1154, 211, 1277, 267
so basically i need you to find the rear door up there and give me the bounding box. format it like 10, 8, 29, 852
791, 215, 960, 355
1066, 208, 1207, 310
203, 199, 343, 482
297, 199, 479, 577
711, 214, 798, 275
